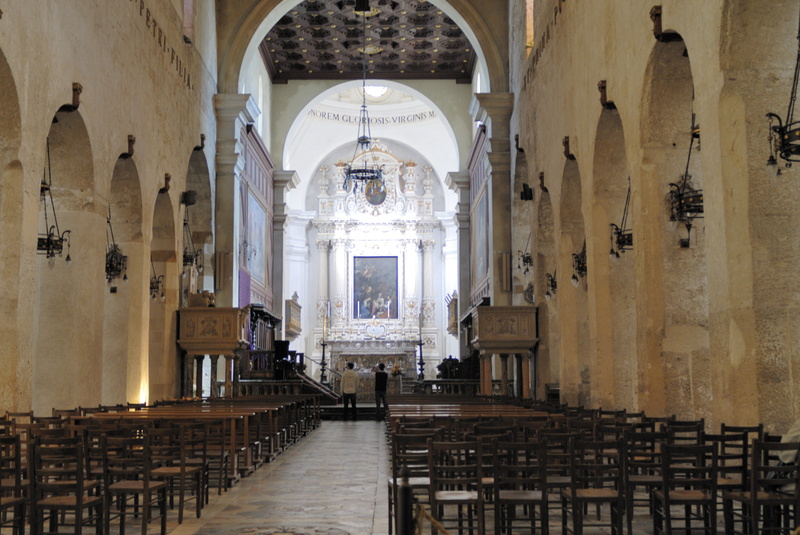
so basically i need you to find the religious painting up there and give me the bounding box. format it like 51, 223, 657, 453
471, 189, 489, 285
353, 256, 398, 319
247, 192, 267, 285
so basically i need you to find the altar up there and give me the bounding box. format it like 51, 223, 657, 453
328, 339, 417, 401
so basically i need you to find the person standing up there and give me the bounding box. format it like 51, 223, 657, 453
341, 362, 358, 421
374, 363, 389, 421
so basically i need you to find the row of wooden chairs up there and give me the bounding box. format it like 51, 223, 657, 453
388, 413, 796, 535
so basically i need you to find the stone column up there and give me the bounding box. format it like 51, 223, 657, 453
331, 230, 348, 327
446, 172, 470, 356
224, 355, 234, 398
421, 239, 435, 326
480, 353, 493, 396
520, 353, 532, 399
213, 94, 259, 307
317, 240, 330, 331
273, 171, 300, 315
194, 355, 204, 398
210, 356, 220, 398
500, 354, 509, 396
404, 235, 419, 332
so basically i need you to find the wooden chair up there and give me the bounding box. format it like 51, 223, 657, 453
0, 435, 26, 535
204, 419, 231, 494
427, 440, 485, 535
180, 422, 210, 506
148, 427, 203, 524
653, 443, 718, 535
560, 438, 625, 535
540, 430, 578, 513
702, 431, 748, 499
723, 439, 800, 534
623, 430, 668, 534
492, 440, 548, 535
29, 435, 104, 535
387, 430, 439, 535
101, 434, 167, 535
666, 418, 704, 445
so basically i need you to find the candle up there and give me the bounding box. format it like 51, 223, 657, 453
387, 299, 391, 317
357, 301, 360, 318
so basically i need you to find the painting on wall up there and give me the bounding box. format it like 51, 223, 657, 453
353, 256, 398, 319
471, 189, 489, 285
247, 191, 267, 285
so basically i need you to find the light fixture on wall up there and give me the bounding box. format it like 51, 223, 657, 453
38, 137, 72, 263
545, 271, 557, 301
517, 233, 532, 274
609, 177, 633, 259
150, 259, 165, 302
342, 0, 385, 194
105, 207, 127, 283
668, 114, 704, 248
181, 191, 202, 273
766, 8, 800, 176
571, 241, 587, 286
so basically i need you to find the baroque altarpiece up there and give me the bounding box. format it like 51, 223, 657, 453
309, 142, 445, 389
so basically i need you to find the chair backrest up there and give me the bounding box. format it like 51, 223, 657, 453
567, 439, 624, 494
540, 431, 579, 479
29, 435, 92, 501
493, 440, 547, 494
0, 435, 23, 498
427, 440, 483, 494
720, 423, 764, 445
101, 433, 161, 498
392, 430, 439, 480
750, 439, 800, 498
659, 443, 717, 497
703, 431, 748, 488
624, 430, 669, 477
666, 418, 705, 445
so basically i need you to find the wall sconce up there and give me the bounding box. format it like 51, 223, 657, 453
571, 241, 587, 286
766, 9, 800, 176
609, 178, 633, 259
545, 271, 557, 301
38, 137, 72, 263
150, 259, 165, 302
517, 233, 532, 274
180, 191, 202, 273
105, 207, 127, 283
668, 114, 704, 248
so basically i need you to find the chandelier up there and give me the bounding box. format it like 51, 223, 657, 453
38, 137, 72, 262
668, 114, 704, 248
767, 7, 800, 174
609, 177, 633, 258
105, 207, 127, 283
343, 0, 385, 194
150, 259, 165, 301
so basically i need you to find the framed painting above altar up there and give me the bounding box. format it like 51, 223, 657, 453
353, 256, 398, 319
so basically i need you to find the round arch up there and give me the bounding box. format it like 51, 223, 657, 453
218, 0, 506, 95
284, 79, 460, 207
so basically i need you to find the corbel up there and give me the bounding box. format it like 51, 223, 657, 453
563, 136, 575, 161
193, 133, 206, 152
120, 135, 136, 159
598, 80, 616, 110
159, 173, 171, 194
58, 83, 83, 113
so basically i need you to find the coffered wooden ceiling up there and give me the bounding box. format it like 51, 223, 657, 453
259, 0, 477, 83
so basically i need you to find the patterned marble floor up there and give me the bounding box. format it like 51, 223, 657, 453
158, 420, 673, 535
169, 420, 391, 535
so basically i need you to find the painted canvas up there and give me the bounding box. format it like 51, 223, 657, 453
471, 189, 489, 285
247, 192, 267, 285
354, 256, 398, 319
